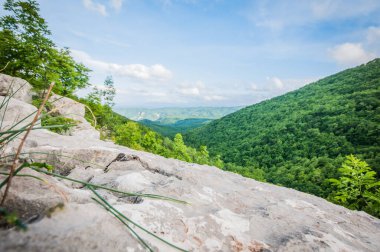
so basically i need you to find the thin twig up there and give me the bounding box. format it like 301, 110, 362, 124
0, 61, 10, 72
84, 104, 97, 128
0, 82, 55, 205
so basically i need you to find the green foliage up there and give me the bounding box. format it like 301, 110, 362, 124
78, 93, 222, 167
78, 95, 128, 139
139, 118, 212, 138
328, 155, 380, 217
115, 121, 144, 150
0, 207, 27, 230
113, 121, 223, 167
0, 0, 90, 95
185, 59, 380, 197
172, 133, 191, 162
41, 115, 76, 134
31, 96, 52, 111
222, 163, 266, 182
87, 76, 116, 107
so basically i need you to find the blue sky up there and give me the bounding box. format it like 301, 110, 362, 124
8, 0, 380, 107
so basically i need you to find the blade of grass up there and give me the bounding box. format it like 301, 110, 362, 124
32, 168, 188, 204
0, 80, 28, 132
84, 104, 97, 128
4, 95, 64, 134
91, 197, 154, 252
0, 125, 74, 136
0, 78, 23, 110
88, 186, 189, 252
0, 172, 44, 182
0, 151, 105, 169
1, 82, 55, 205
0, 162, 29, 189
0, 107, 53, 146
0, 112, 70, 146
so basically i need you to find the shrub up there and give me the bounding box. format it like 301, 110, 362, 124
328, 155, 380, 218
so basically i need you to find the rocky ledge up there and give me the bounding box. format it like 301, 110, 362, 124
0, 74, 379, 252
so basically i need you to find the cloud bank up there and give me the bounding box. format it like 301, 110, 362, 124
71, 49, 172, 81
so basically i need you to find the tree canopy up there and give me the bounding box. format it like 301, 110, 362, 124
0, 0, 90, 95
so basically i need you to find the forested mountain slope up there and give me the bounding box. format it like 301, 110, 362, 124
139, 118, 212, 137
185, 59, 380, 197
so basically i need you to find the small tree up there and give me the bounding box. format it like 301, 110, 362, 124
173, 133, 191, 162
103, 76, 116, 107
88, 76, 116, 107
114, 122, 143, 150
328, 155, 380, 217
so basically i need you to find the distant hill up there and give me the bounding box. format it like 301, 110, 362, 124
114, 107, 242, 122
139, 118, 212, 138
185, 59, 380, 197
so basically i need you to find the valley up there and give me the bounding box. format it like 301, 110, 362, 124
115, 106, 241, 137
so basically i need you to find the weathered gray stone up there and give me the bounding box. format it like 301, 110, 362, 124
0, 97, 41, 154
48, 94, 100, 139
0, 97, 38, 130
49, 94, 85, 121
1, 90, 380, 252
0, 168, 66, 221
0, 74, 33, 103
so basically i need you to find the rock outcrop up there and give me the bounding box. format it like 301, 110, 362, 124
48, 94, 100, 139
0, 76, 380, 252
0, 74, 33, 103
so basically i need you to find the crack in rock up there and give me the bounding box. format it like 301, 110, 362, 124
104, 153, 182, 180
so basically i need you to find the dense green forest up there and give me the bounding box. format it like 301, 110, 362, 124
139, 118, 212, 138
185, 60, 380, 198
0, 0, 222, 168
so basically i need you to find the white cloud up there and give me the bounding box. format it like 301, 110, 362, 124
175, 80, 227, 102
267, 77, 284, 89
330, 43, 375, 66
82, 0, 107, 16
71, 49, 172, 81
176, 80, 204, 96
249, 77, 318, 96
110, 0, 123, 11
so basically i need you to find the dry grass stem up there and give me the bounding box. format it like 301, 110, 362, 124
0, 82, 55, 205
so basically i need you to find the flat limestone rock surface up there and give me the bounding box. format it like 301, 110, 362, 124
1, 91, 380, 251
